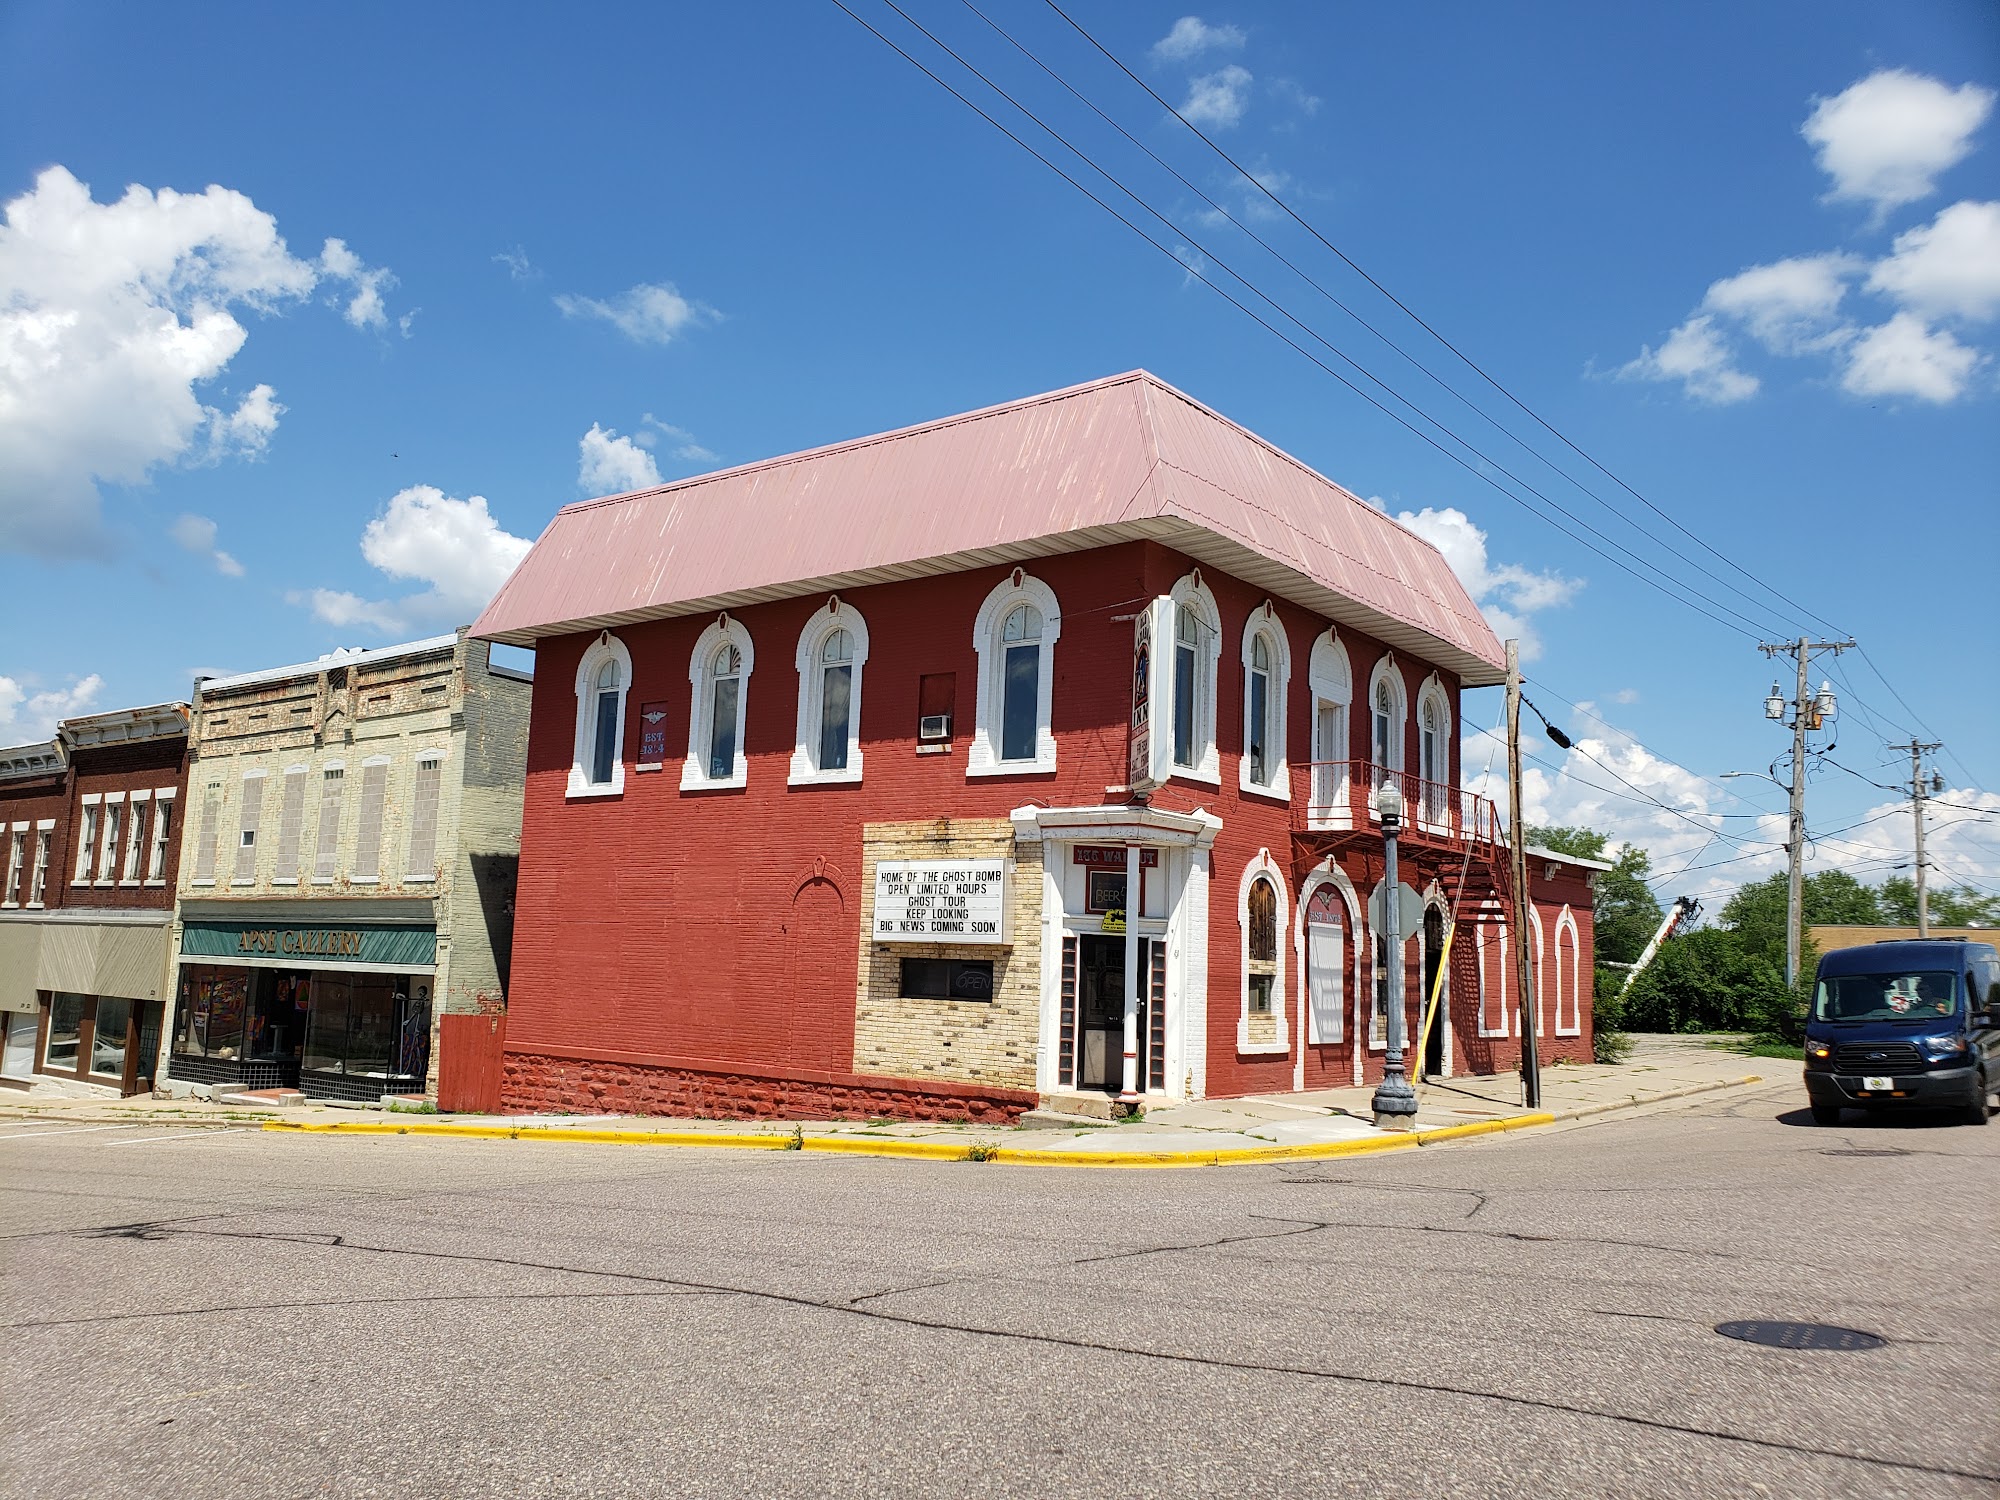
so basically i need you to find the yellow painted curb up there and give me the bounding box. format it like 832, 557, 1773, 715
260, 1109, 1563, 1167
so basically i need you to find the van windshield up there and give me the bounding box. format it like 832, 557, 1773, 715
1814, 970, 1958, 1023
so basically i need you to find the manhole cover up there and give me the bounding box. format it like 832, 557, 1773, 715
1715, 1320, 1885, 1351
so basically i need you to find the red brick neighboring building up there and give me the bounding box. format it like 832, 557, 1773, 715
0, 704, 189, 1094
473, 372, 1598, 1120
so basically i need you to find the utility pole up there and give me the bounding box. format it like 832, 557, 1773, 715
1758, 637, 1854, 989
1505, 640, 1538, 1109
1903, 738, 1943, 937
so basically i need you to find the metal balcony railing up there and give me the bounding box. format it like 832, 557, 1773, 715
1292, 760, 1505, 851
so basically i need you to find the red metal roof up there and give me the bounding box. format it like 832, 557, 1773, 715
472, 372, 1507, 685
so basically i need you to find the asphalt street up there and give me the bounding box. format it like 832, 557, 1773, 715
3, 1082, 1995, 1499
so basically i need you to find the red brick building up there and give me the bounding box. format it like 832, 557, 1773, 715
474, 373, 1598, 1120
0, 704, 189, 1094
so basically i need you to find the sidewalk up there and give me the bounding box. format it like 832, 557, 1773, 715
0, 1035, 1764, 1166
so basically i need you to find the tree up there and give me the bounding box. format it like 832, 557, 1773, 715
1621, 927, 1788, 1035
1880, 876, 1999, 928
1719, 870, 1882, 974
1527, 824, 1663, 965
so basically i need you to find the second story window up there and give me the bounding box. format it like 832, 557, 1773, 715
1239, 609, 1292, 799
683, 614, 753, 791
3, 827, 22, 905
353, 759, 389, 881
406, 753, 442, 880
98, 797, 123, 885
314, 767, 344, 882
1369, 655, 1407, 795
568, 632, 633, 799
1167, 572, 1221, 785
192, 784, 220, 884
790, 600, 869, 785
146, 795, 173, 883
969, 570, 1061, 778
75, 801, 101, 885
233, 772, 265, 885
121, 796, 148, 884
273, 768, 308, 885
30, 827, 51, 904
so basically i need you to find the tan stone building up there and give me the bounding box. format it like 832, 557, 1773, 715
165, 631, 529, 1101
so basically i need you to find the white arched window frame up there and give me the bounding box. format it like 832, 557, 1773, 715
789, 599, 870, 786
1475, 902, 1511, 1038
568, 633, 634, 799
1415, 674, 1454, 832
1306, 631, 1352, 829
968, 571, 1061, 778
682, 615, 755, 791
1367, 654, 1408, 817
1238, 605, 1292, 802
1554, 906, 1582, 1036
1524, 905, 1546, 1037
1296, 863, 1360, 1051
1168, 572, 1222, 786
1237, 850, 1289, 1055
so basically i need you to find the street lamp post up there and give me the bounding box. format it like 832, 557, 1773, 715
1371, 780, 1419, 1130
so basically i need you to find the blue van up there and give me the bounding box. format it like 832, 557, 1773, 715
1803, 939, 2000, 1126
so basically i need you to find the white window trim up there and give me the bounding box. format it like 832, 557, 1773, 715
682, 614, 754, 792
1366, 653, 1409, 819
967, 571, 1061, 778
568, 633, 634, 800
1554, 906, 1582, 1036
269, 766, 309, 886
119, 789, 151, 886
145, 789, 175, 885
789, 598, 869, 786
28, 820, 53, 908
1236, 849, 1289, 1055
74, 796, 102, 886
1476, 903, 1511, 1038
1237, 604, 1292, 803
94, 790, 126, 886
351, 754, 391, 884
2, 823, 23, 908
1524, 905, 1545, 1037
1167, 572, 1222, 787
1296, 863, 1360, 1052
1414, 672, 1454, 834
1306, 630, 1353, 830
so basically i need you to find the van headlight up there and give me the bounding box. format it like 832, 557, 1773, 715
1805, 1039, 1833, 1060
1917, 1034, 1968, 1060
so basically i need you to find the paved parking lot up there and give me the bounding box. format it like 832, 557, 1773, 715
3, 1082, 1995, 1498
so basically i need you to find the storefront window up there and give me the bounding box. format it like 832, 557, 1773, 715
172, 967, 249, 1060
304, 974, 428, 1082
90, 996, 132, 1078
44, 993, 83, 1070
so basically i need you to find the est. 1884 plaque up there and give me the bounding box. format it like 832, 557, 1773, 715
872, 859, 1011, 944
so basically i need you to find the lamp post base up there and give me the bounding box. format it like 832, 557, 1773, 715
1371, 1071, 1420, 1132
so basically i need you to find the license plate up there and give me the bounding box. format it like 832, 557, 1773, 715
1863, 1075, 1893, 1092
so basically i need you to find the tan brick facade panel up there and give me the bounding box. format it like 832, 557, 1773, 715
853, 818, 1042, 1091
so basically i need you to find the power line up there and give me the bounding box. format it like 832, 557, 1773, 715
851, 0, 1784, 639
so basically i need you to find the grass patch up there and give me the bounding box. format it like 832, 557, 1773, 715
1711, 1034, 1804, 1061
961, 1140, 1001, 1163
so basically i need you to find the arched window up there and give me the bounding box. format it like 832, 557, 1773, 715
1307, 631, 1352, 827
1301, 879, 1349, 1045
790, 600, 870, 785
1367, 655, 1407, 798
682, 615, 754, 791
1555, 908, 1582, 1036
1239, 608, 1292, 799
1168, 572, 1221, 784
1416, 675, 1453, 827
1236, 851, 1289, 1054
1475, 903, 1510, 1037
568, 633, 633, 799
969, 571, 1061, 777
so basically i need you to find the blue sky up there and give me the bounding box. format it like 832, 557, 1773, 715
3, 0, 1996, 905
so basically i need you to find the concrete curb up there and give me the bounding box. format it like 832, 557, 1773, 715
1549, 1074, 1763, 1122
259, 1108, 1565, 1168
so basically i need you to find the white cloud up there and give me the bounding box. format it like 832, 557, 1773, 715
1270, 78, 1322, 119
1180, 65, 1253, 129
317, 237, 397, 331
1802, 69, 1995, 217
1610, 688, 1640, 705
1840, 312, 1983, 402
168, 513, 244, 576
0, 672, 104, 745
578, 423, 662, 494
640, 413, 717, 463
1395, 505, 1580, 660
554, 281, 717, 346
1618, 314, 1760, 404
493, 246, 539, 282
1701, 254, 1861, 355
1866, 199, 2000, 323
0, 165, 391, 558
291, 485, 531, 635
1151, 17, 1246, 62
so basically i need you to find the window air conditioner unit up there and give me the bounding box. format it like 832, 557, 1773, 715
919, 714, 951, 741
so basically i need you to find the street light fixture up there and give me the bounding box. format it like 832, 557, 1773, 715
1370, 779, 1419, 1131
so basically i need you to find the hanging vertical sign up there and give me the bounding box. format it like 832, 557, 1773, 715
1128, 597, 1174, 795
636, 702, 671, 769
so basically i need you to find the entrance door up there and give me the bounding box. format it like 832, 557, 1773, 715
1422, 907, 1446, 1078
1076, 934, 1126, 1093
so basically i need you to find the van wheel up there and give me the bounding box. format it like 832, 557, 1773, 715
1964, 1079, 1991, 1127
1810, 1103, 1842, 1125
